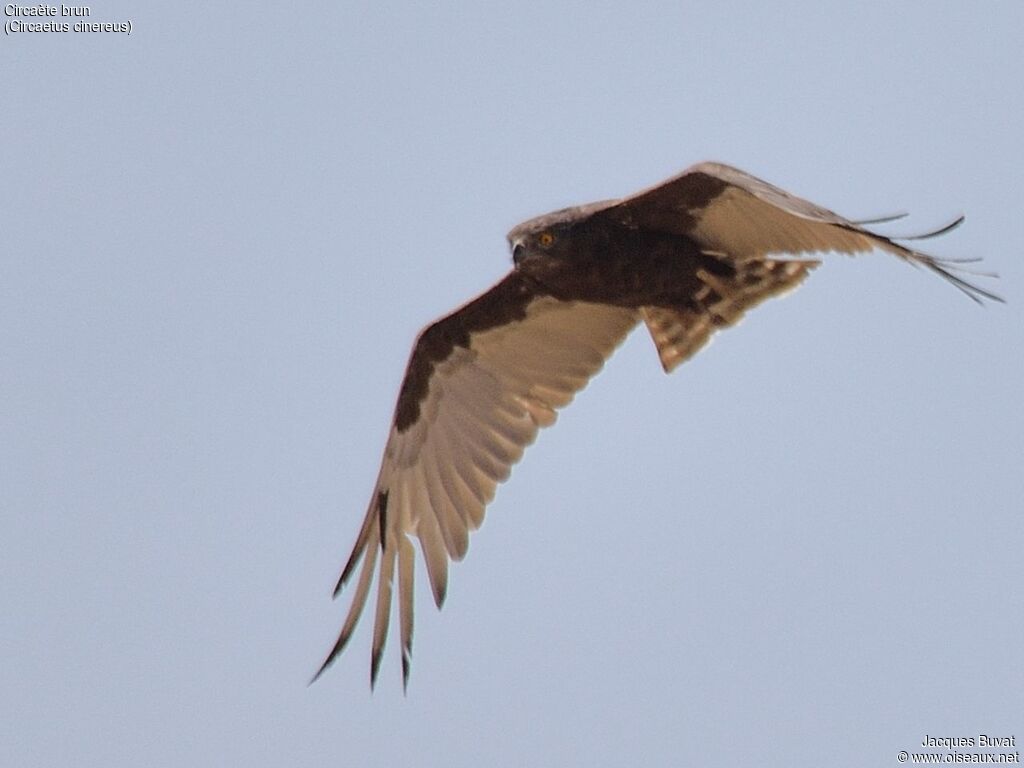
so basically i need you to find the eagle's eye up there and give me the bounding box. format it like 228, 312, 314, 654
538, 231, 555, 248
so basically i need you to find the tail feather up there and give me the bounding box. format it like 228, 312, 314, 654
643, 257, 818, 373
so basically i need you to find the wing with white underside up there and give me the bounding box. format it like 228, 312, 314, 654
612, 161, 1000, 303
316, 286, 639, 688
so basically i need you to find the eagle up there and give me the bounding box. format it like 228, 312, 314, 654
314, 162, 1000, 689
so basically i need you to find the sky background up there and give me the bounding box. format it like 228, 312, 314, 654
3, 2, 1022, 766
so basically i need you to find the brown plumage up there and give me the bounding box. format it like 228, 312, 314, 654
314, 162, 1000, 689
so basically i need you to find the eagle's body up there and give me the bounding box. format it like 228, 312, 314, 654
393, 222, 738, 432
316, 162, 999, 688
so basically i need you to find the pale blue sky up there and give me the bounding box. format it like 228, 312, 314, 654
3, 2, 1022, 766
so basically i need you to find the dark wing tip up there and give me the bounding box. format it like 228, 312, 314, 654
332, 557, 358, 598
309, 635, 348, 686
859, 214, 1004, 305
332, 495, 385, 597
307, 651, 339, 688
370, 645, 384, 690
896, 214, 966, 241
916, 256, 1005, 305
431, 579, 447, 609
308, 664, 328, 687
401, 649, 411, 693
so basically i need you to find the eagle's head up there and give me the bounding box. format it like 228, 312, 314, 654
506, 200, 616, 269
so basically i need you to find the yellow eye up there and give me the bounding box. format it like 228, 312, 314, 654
538, 231, 555, 247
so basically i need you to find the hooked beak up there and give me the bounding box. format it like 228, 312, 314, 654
512, 242, 526, 266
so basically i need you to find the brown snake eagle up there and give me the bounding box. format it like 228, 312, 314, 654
314, 162, 1000, 688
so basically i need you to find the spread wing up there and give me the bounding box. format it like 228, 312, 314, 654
315, 272, 640, 688
610, 161, 1001, 303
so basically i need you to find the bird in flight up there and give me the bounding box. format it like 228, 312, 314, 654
314, 161, 1000, 689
